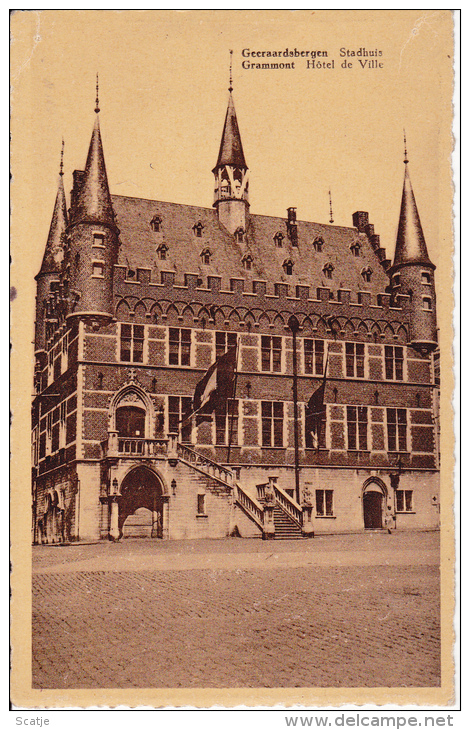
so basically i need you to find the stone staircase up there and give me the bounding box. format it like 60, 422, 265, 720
273, 504, 303, 540
175, 441, 308, 539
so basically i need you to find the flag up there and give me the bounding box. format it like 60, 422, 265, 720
192, 345, 237, 415
305, 348, 329, 449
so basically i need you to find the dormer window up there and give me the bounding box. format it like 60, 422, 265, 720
242, 254, 253, 271
283, 259, 294, 275
361, 266, 373, 283
234, 227, 245, 243
350, 242, 361, 257
313, 236, 324, 252
200, 248, 212, 265
193, 222, 204, 238
157, 243, 168, 261
150, 215, 162, 232
274, 231, 284, 247
323, 263, 334, 279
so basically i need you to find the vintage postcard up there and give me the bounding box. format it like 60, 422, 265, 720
10, 10, 456, 709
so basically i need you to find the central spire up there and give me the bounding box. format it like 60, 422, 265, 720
213, 55, 249, 234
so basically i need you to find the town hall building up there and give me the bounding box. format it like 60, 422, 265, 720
31, 78, 440, 543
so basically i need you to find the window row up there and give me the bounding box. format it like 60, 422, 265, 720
119, 327, 407, 382
312, 488, 413, 517
165, 399, 410, 453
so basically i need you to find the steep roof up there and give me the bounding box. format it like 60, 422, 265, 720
72, 115, 115, 225
111, 194, 391, 296
393, 163, 432, 268
39, 175, 68, 275
214, 92, 247, 171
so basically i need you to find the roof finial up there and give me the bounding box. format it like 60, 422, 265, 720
229, 50, 233, 93
59, 138, 64, 176
329, 189, 334, 224
95, 72, 100, 114
403, 128, 408, 164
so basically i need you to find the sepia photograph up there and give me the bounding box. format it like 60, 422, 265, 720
10, 9, 456, 709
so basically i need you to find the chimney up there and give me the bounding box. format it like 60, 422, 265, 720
287, 207, 298, 246
352, 211, 369, 232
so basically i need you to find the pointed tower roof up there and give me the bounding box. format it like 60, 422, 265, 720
214, 91, 247, 171
74, 79, 115, 225
39, 146, 68, 275
393, 149, 433, 268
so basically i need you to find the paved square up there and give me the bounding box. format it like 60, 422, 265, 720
32, 532, 440, 688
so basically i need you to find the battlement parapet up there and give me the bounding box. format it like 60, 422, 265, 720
112, 265, 412, 322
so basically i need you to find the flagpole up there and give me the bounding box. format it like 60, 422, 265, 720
226, 337, 239, 465
288, 315, 301, 505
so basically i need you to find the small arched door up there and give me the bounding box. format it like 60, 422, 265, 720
118, 466, 164, 538
363, 483, 384, 529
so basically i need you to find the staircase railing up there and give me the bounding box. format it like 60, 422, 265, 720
273, 484, 303, 528
234, 483, 264, 531
176, 442, 234, 487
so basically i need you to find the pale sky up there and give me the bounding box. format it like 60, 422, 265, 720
11, 10, 454, 340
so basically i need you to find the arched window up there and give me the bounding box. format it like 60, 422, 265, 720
350, 242, 361, 257
312, 236, 324, 252
274, 231, 284, 247
116, 405, 146, 438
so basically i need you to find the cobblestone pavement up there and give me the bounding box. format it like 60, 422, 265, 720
32, 532, 440, 689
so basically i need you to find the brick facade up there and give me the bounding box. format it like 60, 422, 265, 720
32, 86, 439, 543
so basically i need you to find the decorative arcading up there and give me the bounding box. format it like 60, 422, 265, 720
112, 266, 410, 342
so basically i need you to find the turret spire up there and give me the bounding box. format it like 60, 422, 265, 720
393, 145, 432, 268
229, 49, 233, 93
39, 144, 68, 275
73, 78, 114, 225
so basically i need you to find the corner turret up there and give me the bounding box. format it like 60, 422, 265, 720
66, 77, 119, 323
34, 143, 68, 355
213, 56, 249, 235
389, 138, 437, 355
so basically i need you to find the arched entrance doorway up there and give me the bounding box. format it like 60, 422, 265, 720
118, 467, 164, 538
362, 480, 386, 529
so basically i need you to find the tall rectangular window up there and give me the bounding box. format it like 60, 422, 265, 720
347, 406, 368, 450
168, 396, 192, 443
396, 489, 413, 512
303, 339, 324, 375
315, 489, 334, 516
387, 408, 407, 452
120, 324, 144, 363
215, 399, 239, 445
261, 336, 282, 372
385, 346, 404, 380
261, 401, 284, 447
215, 331, 237, 359
169, 328, 191, 366
345, 342, 365, 378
